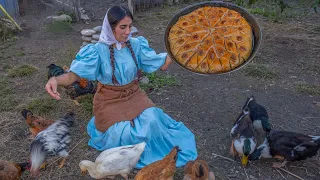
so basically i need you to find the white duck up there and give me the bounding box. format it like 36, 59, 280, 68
79, 142, 146, 179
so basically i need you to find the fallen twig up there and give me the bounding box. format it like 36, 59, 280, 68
212, 152, 236, 162
276, 168, 287, 179
47, 137, 86, 167
278, 167, 304, 180
302, 117, 320, 119
290, 166, 315, 177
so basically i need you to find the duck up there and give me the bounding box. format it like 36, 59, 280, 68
249, 130, 320, 168
230, 108, 257, 166
243, 96, 271, 133
79, 142, 146, 180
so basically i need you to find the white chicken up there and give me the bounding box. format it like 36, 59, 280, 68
29, 112, 74, 176
79, 142, 146, 180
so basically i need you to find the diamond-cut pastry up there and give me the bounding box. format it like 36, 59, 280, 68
168, 6, 253, 73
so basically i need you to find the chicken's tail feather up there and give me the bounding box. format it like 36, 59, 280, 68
61, 112, 75, 127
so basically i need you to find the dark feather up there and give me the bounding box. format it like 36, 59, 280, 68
245, 96, 269, 121
268, 130, 320, 161
46, 64, 65, 80
196, 164, 205, 178
30, 112, 74, 161
230, 110, 254, 139
65, 80, 98, 99
21, 109, 32, 119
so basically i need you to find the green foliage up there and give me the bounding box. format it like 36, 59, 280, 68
8, 65, 38, 78
140, 72, 176, 92
56, 10, 77, 22
248, 7, 276, 18
46, 21, 73, 33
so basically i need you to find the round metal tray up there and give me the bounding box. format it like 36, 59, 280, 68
164, 1, 262, 75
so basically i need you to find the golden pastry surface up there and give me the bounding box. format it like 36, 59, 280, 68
168, 6, 253, 73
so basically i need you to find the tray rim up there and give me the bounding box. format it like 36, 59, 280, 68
164, 1, 263, 76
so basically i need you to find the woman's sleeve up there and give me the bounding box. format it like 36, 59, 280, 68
137, 36, 167, 73
69, 44, 100, 80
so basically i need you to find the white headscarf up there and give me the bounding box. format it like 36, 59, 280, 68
99, 8, 132, 50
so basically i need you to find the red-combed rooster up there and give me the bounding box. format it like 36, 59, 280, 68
21, 109, 55, 138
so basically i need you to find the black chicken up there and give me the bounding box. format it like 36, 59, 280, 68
47, 64, 65, 80
29, 112, 74, 176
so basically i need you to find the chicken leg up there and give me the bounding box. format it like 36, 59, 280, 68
58, 158, 67, 169
72, 99, 80, 106
120, 173, 129, 180
40, 162, 47, 169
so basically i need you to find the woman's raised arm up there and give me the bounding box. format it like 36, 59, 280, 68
45, 72, 79, 100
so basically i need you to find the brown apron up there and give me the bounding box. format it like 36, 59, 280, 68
92, 44, 155, 132
93, 81, 155, 132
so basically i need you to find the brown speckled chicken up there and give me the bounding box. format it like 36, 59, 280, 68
0, 160, 29, 180
183, 159, 215, 180
134, 146, 180, 180
21, 109, 55, 138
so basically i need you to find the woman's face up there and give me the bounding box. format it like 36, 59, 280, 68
113, 16, 132, 42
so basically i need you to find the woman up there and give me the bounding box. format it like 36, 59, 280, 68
45, 5, 197, 168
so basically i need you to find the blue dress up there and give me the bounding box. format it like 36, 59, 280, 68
69, 36, 198, 168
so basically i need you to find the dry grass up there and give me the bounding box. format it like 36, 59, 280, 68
295, 84, 320, 96
0, 77, 18, 112
244, 63, 279, 79
24, 97, 59, 115
7, 64, 38, 78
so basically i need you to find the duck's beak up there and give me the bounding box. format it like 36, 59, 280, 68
241, 155, 249, 166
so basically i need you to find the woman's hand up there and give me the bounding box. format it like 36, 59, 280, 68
160, 55, 173, 71
45, 72, 80, 100
45, 77, 61, 100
